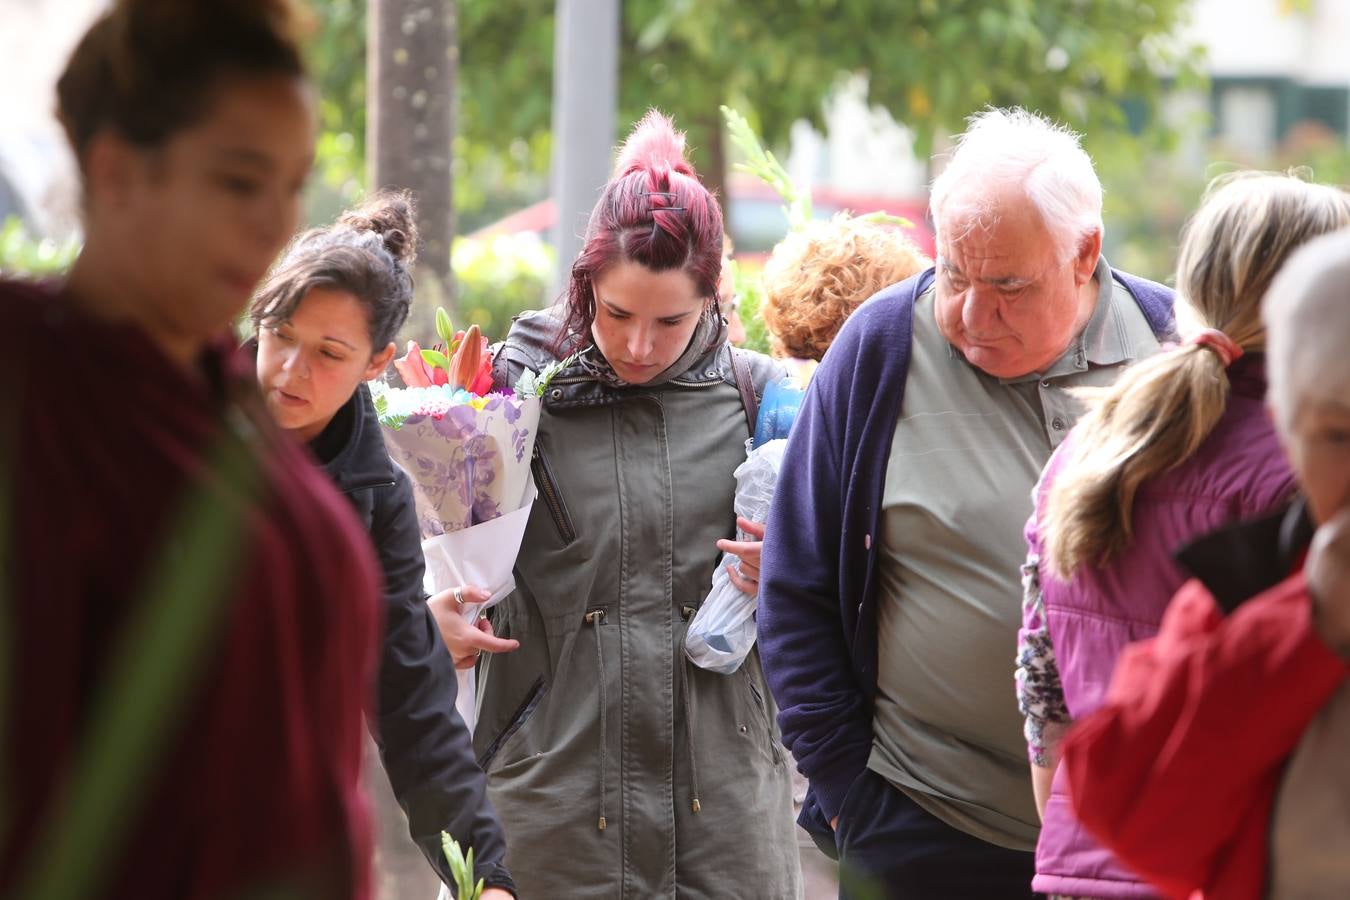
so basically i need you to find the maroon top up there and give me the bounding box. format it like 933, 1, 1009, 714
0, 279, 381, 898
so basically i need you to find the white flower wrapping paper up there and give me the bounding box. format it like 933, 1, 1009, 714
371, 383, 544, 731
685, 438, 787, 674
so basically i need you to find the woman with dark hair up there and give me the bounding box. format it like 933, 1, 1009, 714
248, 193, 515, 898
477, 111, 801, 897
0, 1, 383, 898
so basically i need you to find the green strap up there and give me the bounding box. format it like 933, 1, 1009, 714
12, 408, 265, 900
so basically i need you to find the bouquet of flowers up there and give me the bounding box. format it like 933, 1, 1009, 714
372, 308, 567, 727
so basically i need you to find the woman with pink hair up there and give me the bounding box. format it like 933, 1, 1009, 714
472, 111, 801, 897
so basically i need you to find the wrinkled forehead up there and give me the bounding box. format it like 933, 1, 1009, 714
936, 201, 1059, 278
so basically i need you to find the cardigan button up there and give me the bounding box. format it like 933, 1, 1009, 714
864, 533, 872, 550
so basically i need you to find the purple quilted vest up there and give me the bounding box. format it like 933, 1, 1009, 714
1024, 355, 1295, 898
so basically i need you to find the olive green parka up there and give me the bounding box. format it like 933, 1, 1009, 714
475, 307, 801, 898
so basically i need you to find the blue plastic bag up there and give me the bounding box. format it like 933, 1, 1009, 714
753, 378, 805, 448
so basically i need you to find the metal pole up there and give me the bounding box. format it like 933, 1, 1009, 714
549, 0, 620, 300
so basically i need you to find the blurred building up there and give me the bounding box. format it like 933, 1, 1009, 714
1189, 0, 1350, 159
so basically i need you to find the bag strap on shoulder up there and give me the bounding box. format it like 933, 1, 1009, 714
730, 348, 758, 439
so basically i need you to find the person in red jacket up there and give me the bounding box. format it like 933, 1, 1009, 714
1061, 227, 1350, 900
1, 2, 384, 898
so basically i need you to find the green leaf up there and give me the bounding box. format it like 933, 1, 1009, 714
514, 352, 577, 398
721, 105, 812, 230
857, 211, 915, 230
422, 349, 451, 371
441, 832, 481, 899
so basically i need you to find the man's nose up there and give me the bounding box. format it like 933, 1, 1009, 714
962, 286, 1001, 335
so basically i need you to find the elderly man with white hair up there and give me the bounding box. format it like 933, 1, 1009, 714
757, 107, 1176, 898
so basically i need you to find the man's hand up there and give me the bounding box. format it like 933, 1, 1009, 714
427, 585, 520, 668
1309, 508, 1350, 660
716, 517, 766, 597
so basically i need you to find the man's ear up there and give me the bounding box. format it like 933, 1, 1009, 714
364, 341, 397, 380
1073, 228, 1103, 286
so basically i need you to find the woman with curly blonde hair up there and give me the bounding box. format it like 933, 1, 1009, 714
761, 213, 931, 376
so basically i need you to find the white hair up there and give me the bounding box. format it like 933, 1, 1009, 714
1262, 227, 1350, 431
930, 107, 1104, 260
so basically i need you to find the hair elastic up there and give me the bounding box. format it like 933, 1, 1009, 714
1188, 328, 1243, 366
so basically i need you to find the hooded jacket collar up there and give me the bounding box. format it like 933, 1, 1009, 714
1175, 496, 1314, 614
312, 382, 397, 494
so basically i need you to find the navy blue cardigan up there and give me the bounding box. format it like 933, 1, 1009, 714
757, 267, 1175, 840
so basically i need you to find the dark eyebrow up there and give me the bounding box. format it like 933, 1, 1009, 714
323, 336, 358, 351
210, 147, 276, 170
1314, 398, 1350, 416
599, 298, 631, 315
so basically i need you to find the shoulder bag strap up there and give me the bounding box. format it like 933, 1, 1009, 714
730, 348, 758, 439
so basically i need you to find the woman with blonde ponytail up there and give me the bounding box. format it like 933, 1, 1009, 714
1014, 172, 1350, 899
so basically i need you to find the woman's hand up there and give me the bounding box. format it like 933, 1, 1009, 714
427, 585, 521, 669
480, 889, 515, 900
1309, 508, 1350, 660
716, 517, 766, 597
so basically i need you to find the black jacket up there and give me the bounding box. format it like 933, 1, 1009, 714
313, 383, 513, 895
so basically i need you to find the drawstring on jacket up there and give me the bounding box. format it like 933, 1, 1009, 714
680, 606, 702, 815
586, 608, 608, 830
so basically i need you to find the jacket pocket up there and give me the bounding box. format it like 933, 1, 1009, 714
531, 445, 576, 545
477, 675, 548, 771
744, 670, 786, 767
833, 768, 877, 854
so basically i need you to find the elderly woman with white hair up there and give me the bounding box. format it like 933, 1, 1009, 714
759, 107, 1175, 898
1060, 228, 1350, 900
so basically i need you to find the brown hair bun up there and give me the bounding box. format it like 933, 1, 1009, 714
337, 191, 419, 266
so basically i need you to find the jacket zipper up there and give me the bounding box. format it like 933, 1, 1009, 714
337, 478, 397, 496
531, 445, 576, 545
476, 675, 547, 770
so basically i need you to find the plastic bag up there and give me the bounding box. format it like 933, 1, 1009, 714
685, 439, 787, 674
753, 378, 806, 449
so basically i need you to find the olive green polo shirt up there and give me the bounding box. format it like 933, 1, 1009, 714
868, 258, 1161, 850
